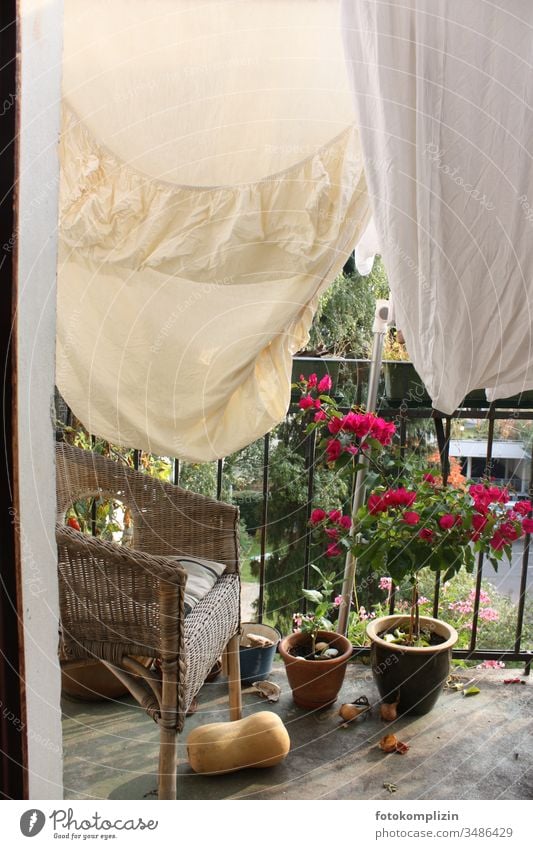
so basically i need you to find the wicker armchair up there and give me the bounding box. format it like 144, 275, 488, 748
55, 443, 242, 799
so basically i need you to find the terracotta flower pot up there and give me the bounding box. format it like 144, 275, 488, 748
279, 630, 352, 710
366, 615, 458, 716
61, 657, 153, 702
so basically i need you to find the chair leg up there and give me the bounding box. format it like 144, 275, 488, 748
225, 632, 242, 721
158, 727, 177, 800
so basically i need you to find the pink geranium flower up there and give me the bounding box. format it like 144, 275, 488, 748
326, 542, 342, 558
403, 511, 420, 525
310, 508, 326, 525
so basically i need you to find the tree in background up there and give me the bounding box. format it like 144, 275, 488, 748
307, 256, 389, 358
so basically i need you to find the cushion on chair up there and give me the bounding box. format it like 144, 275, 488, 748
170, 556, 227, 615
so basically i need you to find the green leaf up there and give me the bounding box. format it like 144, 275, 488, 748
463, 686, 480, 697
302, 589, 323, 604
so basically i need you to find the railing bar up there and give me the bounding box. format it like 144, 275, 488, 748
216, 459, 224, 500
258, 433, 270, 624
431, 416, 450, 618
514, 440, 533, 656
469, 409, 496, 650
172, 458, 180, 486
133, 449, 141, 471
388, 584, 397, 615
302, 429, 316, 615
399, 413, 407, 461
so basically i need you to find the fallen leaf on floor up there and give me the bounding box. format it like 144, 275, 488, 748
379, 734, 410, 754
379, 734, 398, 753
251, 681, 281, 702
445, 674, 469, 690
383, 781, 397, 794
463, 686, 481, 697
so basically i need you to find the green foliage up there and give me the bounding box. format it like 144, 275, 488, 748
231, 491, 264, 534
294, 564, 342, 653
307, 256, 389, 358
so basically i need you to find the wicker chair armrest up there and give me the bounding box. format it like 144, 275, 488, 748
56, 524, 187, 585
56, 524, 187, 662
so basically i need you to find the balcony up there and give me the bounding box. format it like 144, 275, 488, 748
58, 358, 533, 800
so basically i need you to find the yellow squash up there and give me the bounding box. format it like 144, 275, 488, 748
186, 711, 290, 775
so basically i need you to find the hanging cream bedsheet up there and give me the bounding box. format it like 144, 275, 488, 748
342, 0, 533, 414
56, 0, 369, 461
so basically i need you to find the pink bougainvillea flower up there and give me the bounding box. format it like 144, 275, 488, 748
403, 511, 420, 525
378, 576, 392, 591
307, 373, 318, 388
499, 521, 521, 542
439, 514, 456, 530
472, 514, 488, 532
333, 595, 343, 607
328, 417, 343, 435
310, 508, 326, 525
385, 487, 417, 508
368, 493, 387, 514
339, 515, 352, 529
326, 542, 342, 558
423, 472, 436, 484
490, 532, 506, 551
326, 439, 342, 462
352, 413, 373, 437
417, 596, 430, 605
522, 518, 533, 534
317, 374, 332, 393
328, 509, 342, 523
314, 409, 327, 422
345, 443, 359, 455
514, 500, 532, 516
418, 527, 434, 542
299, 394, 315, 410
476, 660, 505, 669
314, 397, 322, 409
325, 527, 339, 540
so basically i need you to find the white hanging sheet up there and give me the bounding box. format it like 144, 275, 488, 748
342, 0, 533, 413
57, 0, 370, 461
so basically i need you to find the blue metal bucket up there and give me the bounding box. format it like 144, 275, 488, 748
239, 623, 281, 684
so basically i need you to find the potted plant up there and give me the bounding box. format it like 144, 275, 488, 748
278, 565, 352, 710
293, 372, 532, 715
381, 331, 432, 407
349, 475, 531, 714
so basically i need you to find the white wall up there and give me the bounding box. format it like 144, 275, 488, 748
17, 0, 64, 799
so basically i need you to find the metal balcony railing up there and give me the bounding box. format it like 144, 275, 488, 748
56, 357, 533, 673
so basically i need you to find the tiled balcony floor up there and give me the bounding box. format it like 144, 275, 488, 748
62, 663, 532, 801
